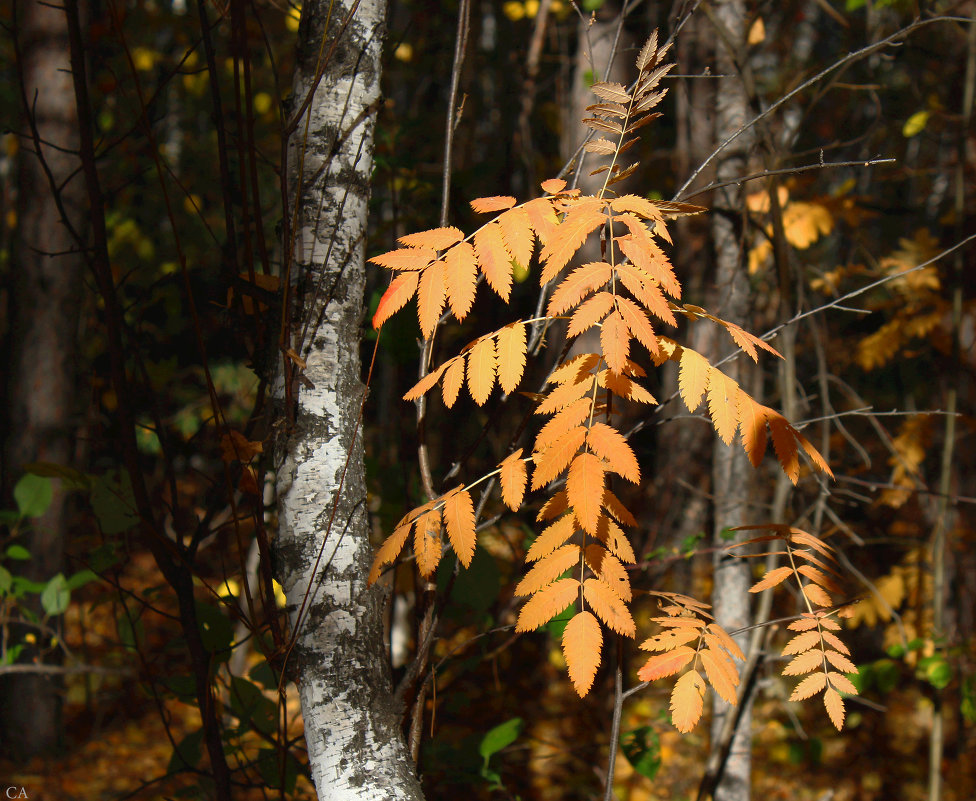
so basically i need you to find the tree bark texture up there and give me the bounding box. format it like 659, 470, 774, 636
0, 0, 86, 758
708, 2, 755, 800
273, 1, 424, 798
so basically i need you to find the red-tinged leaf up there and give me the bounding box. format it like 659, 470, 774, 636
540, 200, 606, 284
768, 412, 800, 483
670, 670, 706, 733
499, 449, 528, 511
515, 544, 581, 597
803, 582, 833, 607
443, 241, 478, 321
531, 425, 587, 491
828, 672, 859, 695
467, 336, 497, 406
441, 357, 466, 408
541, 178, 567, 195
369, 246, 437, 272
737, 390, 768, 468
568, 292, 615, 338
515, 578, 580, 632
497, 206, 534, 270
587, 422, 640, 483
417, 259, 447, 336
526, 513, 576, 562
610, 195, 664, 223
595, 514, 636, 563
601, 309, 630, 376
615, 295, 660, 358
824, 650, 857, 674
372, 271, 419, 329
678, 348, 710, 412
547, 262, 612, 316
749, 565, 793, 594
782, 630, 822, 656
443, 488, 476, 568
414, 508, 442, 578
615, 215, 681, 297
403, 361, 449, 402
602, 489, 638, 527
536, 374, 595, 417
707, 367, 739, 445
601, 370, 657, 405
821, 631, 850, 656
790, 671, 828, 701
474, 222, 513, 301
535, 398, 592, 452
568, 453, 606, 534
582, 578, 635, 636
702, 647, 739, 705
584, 544, 631, 602
637, 646, 696, 681
563, 611, 603, 697
496, 322, 527, 395
368, 520, 414, 585
398, 226, 465, 250
824, 688, 845, 730
524, 196, 559, 244
470, 195, 517, 213
783, 650, 824, 676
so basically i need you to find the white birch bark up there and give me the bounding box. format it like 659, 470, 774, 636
274, 1, 424, 798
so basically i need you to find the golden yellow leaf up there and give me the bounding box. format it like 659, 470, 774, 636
640, 628, 702, 652
594, 514, 636, 563
824, 688, 845, 730
707, 367, 739, 445
563, 611, 603, 697
824, 650, 857, 675
610, 195, 664, 223
474, 222, 513, 301
584, 544, 631, 602
536, 373, 595, 416
398, 226, 465, 250
600, 309, 630, 376
531, 425, 587, 490
372, 271, 420, 329
582, 578, 635, 636
701, 647, 739, 705
828, 672, 858, 695
678, 348, 710, 412
515, 578, 580, 632
467, 335, 497, 406
567, 292, 615, 339
602, 489, 638, 528
586, 422, 640, 483
444, 241, 478, 321
821, 631, 850, 655
790, 671, 828, 701
537, 489, 568, 522
670, 669, 706, 733
403, 361, 449, 402
497, 206, 534, 270
417, 259, 446, 337
441, 356, 466, 408
615, 259, 676, 325
535, 398, 591, 452
368, 520, 413, 585
524, 196, 559, 244
443, 487, 476, 568
804, 583, 834, 607
547, 352, 601, 385
614, 295, 660, 358
782, 650, 823, 677
515, 544, 581, 597
499, 449, 528, 511
749, 565, 793, 594
369, 246, 437, 272
495, 322, 527, 395
782, 630, 822, 657
768, 412, 800, 483
638, 645, 696, 681
547, 262, 612, 316
470, 195, 517, 213
787, 616, 820, 632
540, 199, 606, 284
526, 513, 576, 562
600, 369, 657, 405
614, 214, 681, 297
568, 453, 607, 534
414, 508, 443, 578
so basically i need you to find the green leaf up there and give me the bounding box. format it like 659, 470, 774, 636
437, 548, 501, 617
24, 462, 92, 490
546, 603, 575, 640
163, 674, 198, 703
91, 471, 140, 534
961, 675, 975, 724
229, 676, 278, 736
40, 573, 70, 616
66, 569, 98, 591
873, 658, 900, 694
918, 655, 952, 690
902, 110, 930, 138
479, 717, 522, 769
14, 474, 53, 519
0, 565, 12, 594
194, 600, 233, 660
249, 661, 280, 690
254, 748, 300, 793
168, 730, 204, 772
620, 726, 662, 780
5, 544, 31, 561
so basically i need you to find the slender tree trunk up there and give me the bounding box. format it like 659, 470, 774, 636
0, 0, 86, 758
708, 3, 754, 801
273, 1, 424, 798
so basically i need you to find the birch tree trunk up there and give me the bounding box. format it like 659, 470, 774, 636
273, 1, 424, 798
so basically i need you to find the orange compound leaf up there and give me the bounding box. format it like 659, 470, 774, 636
541, 177, 568, 195
499, 448, 528, 511
466, 335, 497, 406
701, 646, 740, 705
600, 310, 631, 376
602, 488, 637, 527
782, 630, 822, 657
417, 259, 447, 337
515, 577, 580, 632
474, 222, 514, 302
594, 514, 636, 563
640, 628, 702, 652
797, 428, 834, 478
616, 261, 676, 326
367, 519, 414, 585
536, 373, 595, 417
706, 623, 745, 661
737, 390, 769, 468
398, 226, 465, 250
443, 487, 476, 568
414, 508, 443, 578
790, 671, 828, 701
821, 631, 851, 656
568, 292, 615, 339
547, 352, 601, 385
678, 347, 710, 412
828, 672, 858, 695
526, 513, 577, 562
537, 489, 569, 522
670, 669, 706, 733
782, 650, 823, 677
441, 357, 466, 408
748, 565, 793, 594
470, 195, 517, 214
568, 452, 606, 534
547, 261, 613, 317
531, 425, 587, 491
497, 206, 534, 270
369, 246, 437, 272
443, 241, 478, 321
707, 367, 740, 445
586, 422, 640, 483
582, 577, 635, 636
600, 369, 657, 405
540, 199, 606, 285
803, 583, 833, 607
372, 271, 420, 330
584, 544, 631, 602
403, 361, 449, 402
524, 196, 560, 245
495, 322, 527, 395
610, 195, 664, 223
563, 611, 603, 697
514, 543, 581, 597
824, 688, 846, 731
534, 398, 591, 452
615, 215, 681, 298
787, 616, 820, 632
796, 564, 842, 593
768, 412, 800, 483
824, 650, 858, 675
615, 295, 660, 358
637, 645, 696, 681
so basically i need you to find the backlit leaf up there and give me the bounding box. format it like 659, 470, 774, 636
540, 200, 606, 284
824, 688, 845, 730
531, 425, 587, 490
670, 669, 706, 733
748, 565, 793, 594
398, 226, 464, 250
475, 222, 514, 301
414, 508, 442, 578
467, 336, 497, 406
568, 453, 606, 533
601, 310, 630, 375
495, 322, 527, 395
541, 178, 567, 195
678, 348, 710, 412
444, 242, 478, 320
584, 544, 631, 602
372, 271, 419, 329
515, 578, 580, 632
369, 247, 436, 272
443, 488, 476, 568
515, 544, 581, 597
701, 647, 739, 705
707, 367, 739, 445
526, 513, 577, 562
783, 630, 822, 656
568, 292, 615, 338
563, 611, 603, 697
637, 646, 696, 681
368, 520, 413, 585
417, 259, 446, 336
441, 357, 466, 408
499, 449, 528, 511
582, 578, 635, 636
470, 195, 517, 213
587, 422, 640, 483
738, 390, 768, 468
790, 671, 828, 701
782, 650, 823, 676
497, 206, 534, 270
547, 262, 612, 316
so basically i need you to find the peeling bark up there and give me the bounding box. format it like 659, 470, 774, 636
273, 0, 424, 798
